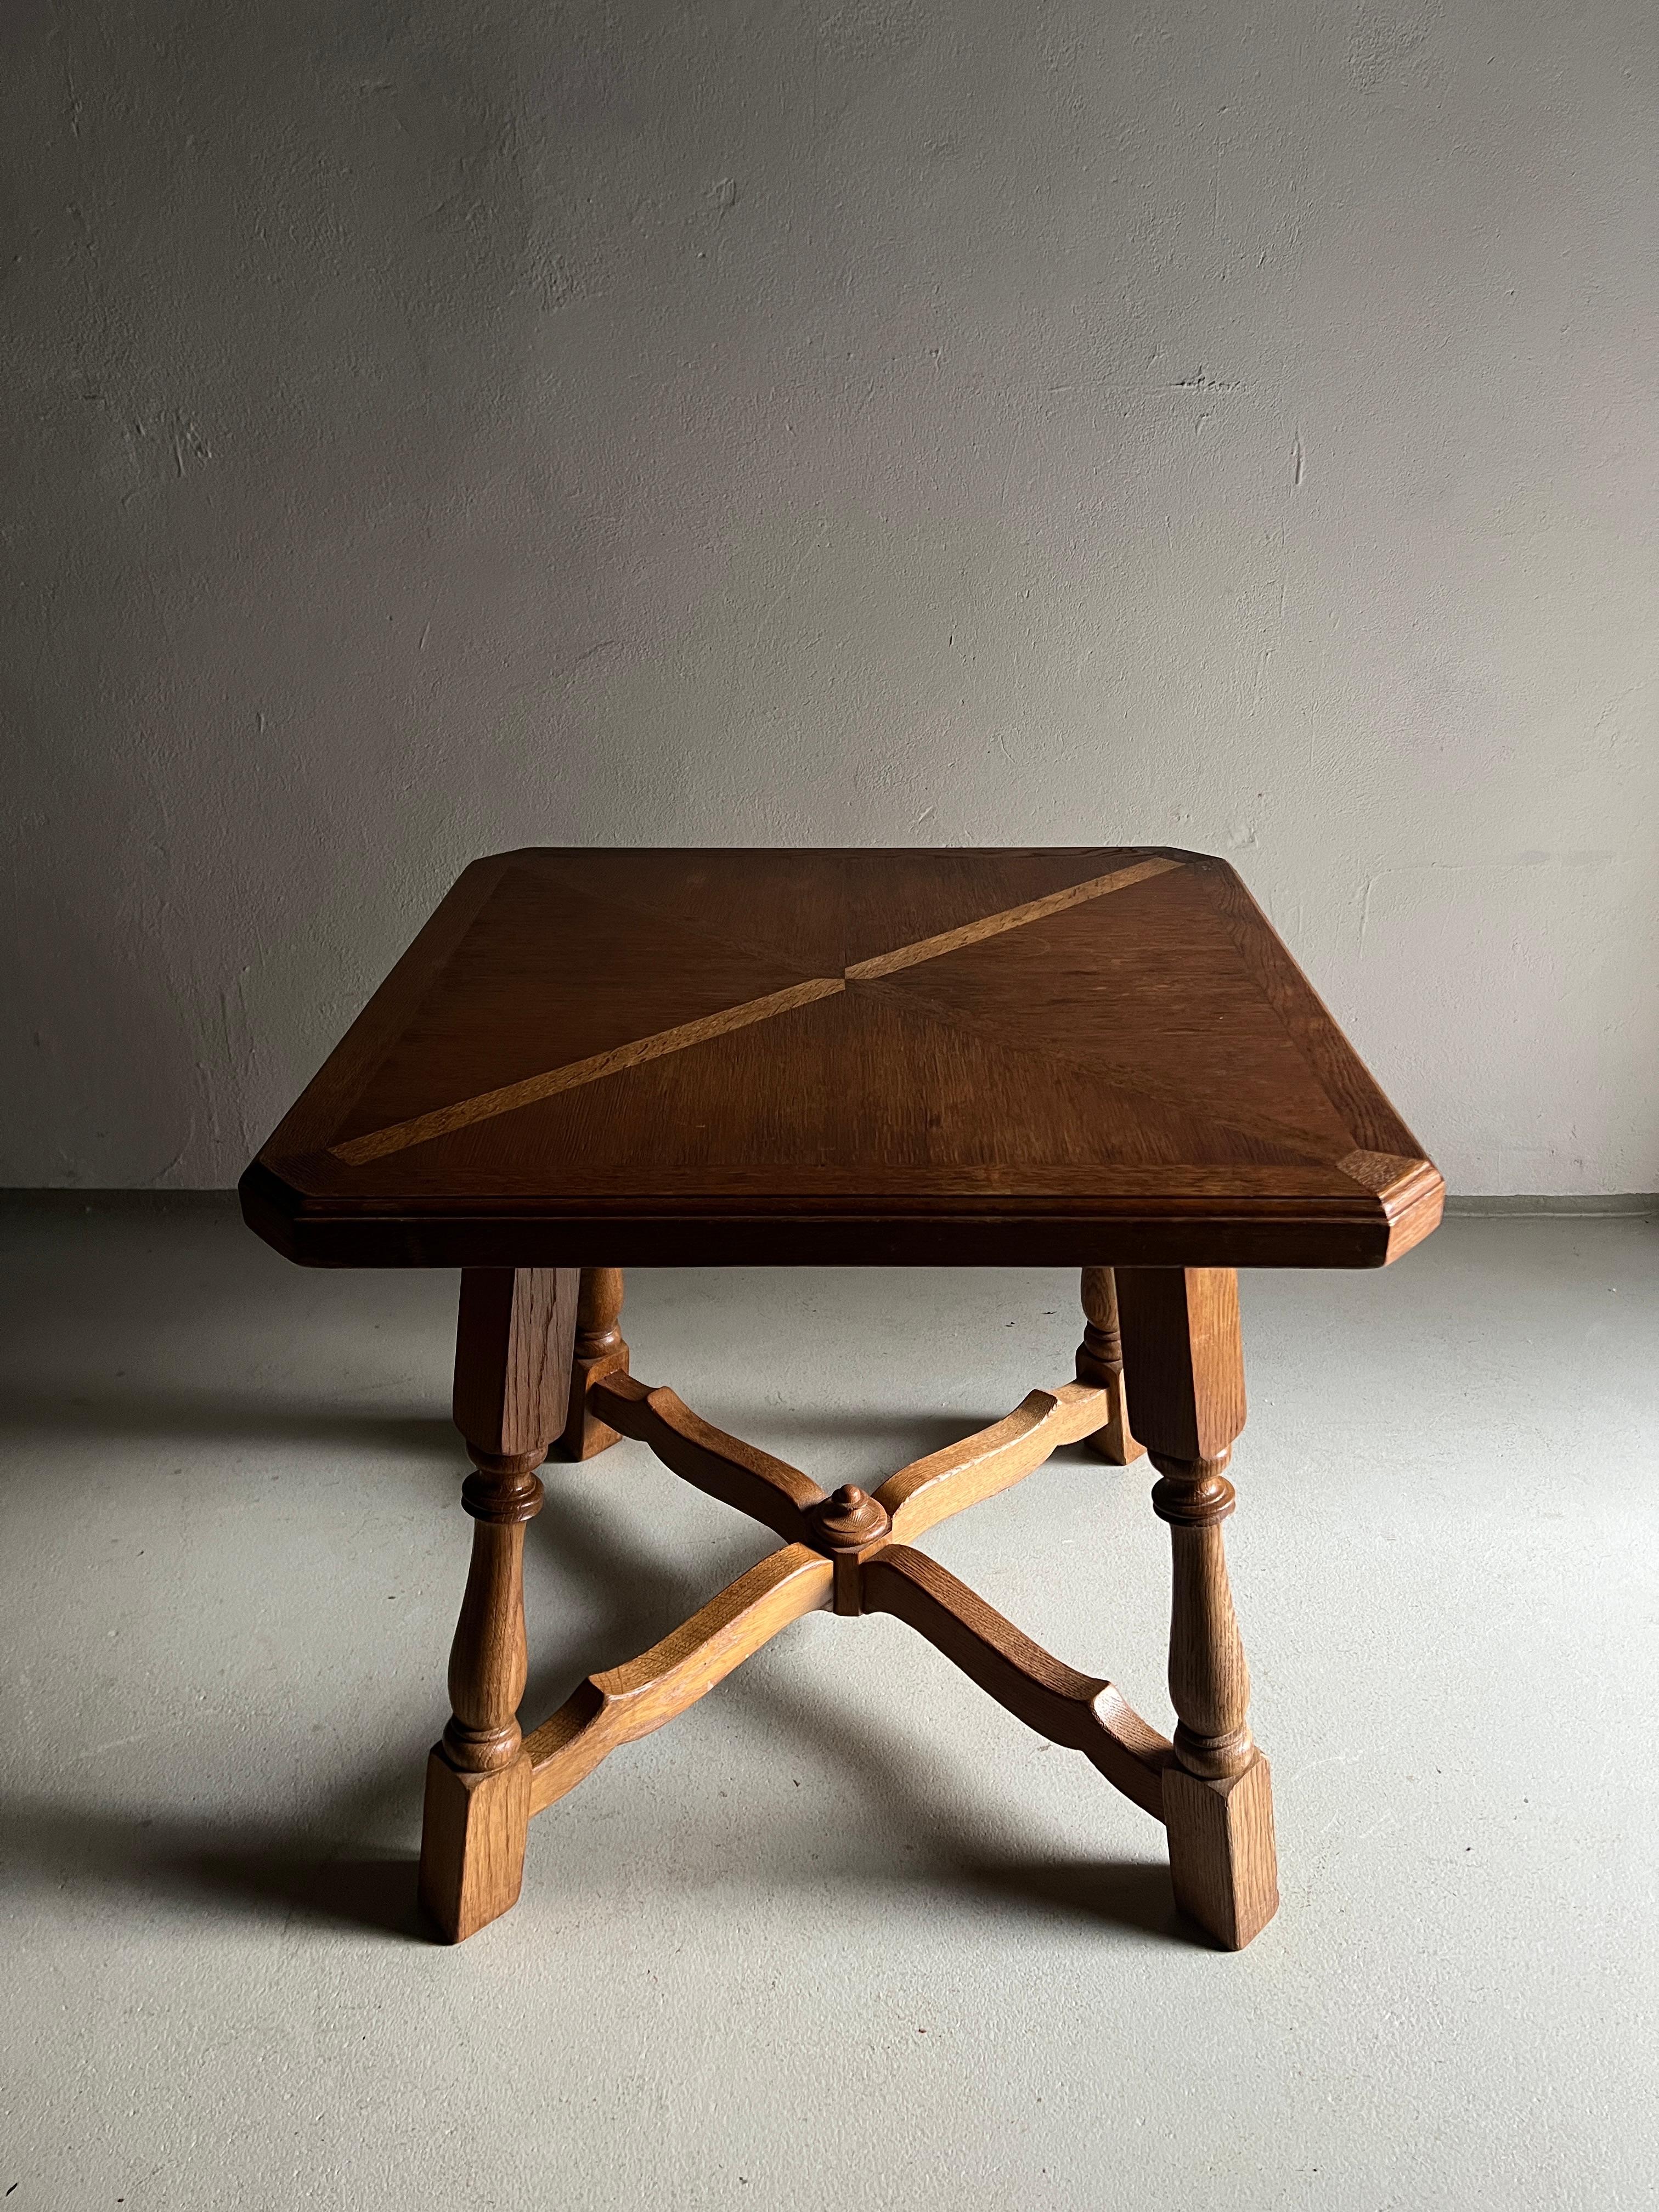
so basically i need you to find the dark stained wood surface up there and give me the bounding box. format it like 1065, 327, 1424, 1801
241, 847, 1443, 1268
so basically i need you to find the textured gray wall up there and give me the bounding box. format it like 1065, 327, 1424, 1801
3, 1, 1654, 1193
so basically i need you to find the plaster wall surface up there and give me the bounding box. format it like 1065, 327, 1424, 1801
3, 1, 1655, 1192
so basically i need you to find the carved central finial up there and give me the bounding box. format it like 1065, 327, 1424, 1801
810, 1482, 890, 1551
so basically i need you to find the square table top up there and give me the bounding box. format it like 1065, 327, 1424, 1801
241, 846, 1443, 1271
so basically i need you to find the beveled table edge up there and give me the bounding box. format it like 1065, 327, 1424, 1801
239, 1158, 1444, 1271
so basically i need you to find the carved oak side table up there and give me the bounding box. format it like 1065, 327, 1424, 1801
240, 847, 1442, 1949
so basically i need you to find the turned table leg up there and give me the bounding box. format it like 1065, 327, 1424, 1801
1076, 1267, 1144, 1465
1115, 1266, 1278, 1950
559, 1267, 631, 1461
419, 1266, 578, 1943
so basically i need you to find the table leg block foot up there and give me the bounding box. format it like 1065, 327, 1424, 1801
561, 1376, 628, 1462
1164, 1753, 1278, 1950
558, 1267, 630, 1461
417, 1747, 532, 1943
1087, 1393, 1146, 1467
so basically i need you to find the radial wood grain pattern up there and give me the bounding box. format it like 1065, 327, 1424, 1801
335, 856, 1180, 1164
240, 847, 1443, 1270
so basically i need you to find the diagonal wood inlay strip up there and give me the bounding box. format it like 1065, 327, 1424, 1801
843, 855, 1179, 978
332, 977, 845, 1166
332, 856, 1183, 1165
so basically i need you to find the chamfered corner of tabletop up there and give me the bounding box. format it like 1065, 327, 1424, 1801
238, 1159, 309, 1262
1330, 1150, 1446, 1265
1379, 1160, 1447, 1263
239, 1157, 371, 1267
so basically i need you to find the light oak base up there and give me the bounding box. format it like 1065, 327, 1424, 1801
420, 1315, 1281, 1954
1164, 1753, 1279, 1950
558, 1266, 629, 1461
417, 1746, 532, 1943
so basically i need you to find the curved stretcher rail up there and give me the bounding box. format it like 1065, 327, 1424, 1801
875, 1380, 1111, 1541
861, 1544, 1172, 1819
589, 1372, 826, 1544
524, 1543, 834, 1815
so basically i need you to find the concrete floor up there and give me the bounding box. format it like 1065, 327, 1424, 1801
2, 1200, 1656, 2210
